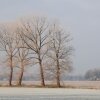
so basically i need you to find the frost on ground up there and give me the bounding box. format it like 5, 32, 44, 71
0, 88, 100, 96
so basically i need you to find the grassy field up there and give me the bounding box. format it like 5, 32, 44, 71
0, 81, 100, 89
63, 81, 100, 89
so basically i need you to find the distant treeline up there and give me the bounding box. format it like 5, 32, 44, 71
85, 68, 100, 81
0, 74, 84, 81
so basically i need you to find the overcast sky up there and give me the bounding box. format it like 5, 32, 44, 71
0, 0, 100, 75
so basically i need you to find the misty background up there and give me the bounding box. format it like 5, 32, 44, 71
0, 0, 100, 75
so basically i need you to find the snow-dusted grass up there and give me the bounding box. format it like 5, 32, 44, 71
0, 88, 100, 96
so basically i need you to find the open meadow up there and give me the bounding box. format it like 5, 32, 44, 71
0, 81, 100, 89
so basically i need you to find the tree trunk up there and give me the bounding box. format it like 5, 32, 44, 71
39, 58, 45, 87
9, 57, 13, 86
18, 61, 24, 86
56, 66, 61, 87
56, 54, 61, 87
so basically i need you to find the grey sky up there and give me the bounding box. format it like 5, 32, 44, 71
0, 0, 100, 75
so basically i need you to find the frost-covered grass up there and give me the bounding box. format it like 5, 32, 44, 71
0, 88, 100, 95
0, 88, 100, 100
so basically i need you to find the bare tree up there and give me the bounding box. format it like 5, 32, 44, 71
18, 16, 50, 86
0, 25, 18, 86
85, 68, 100, 81
15, 31, 30, 86
46, 23, 73, 87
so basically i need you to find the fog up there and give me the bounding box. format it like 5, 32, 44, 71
0, 0, 100, 75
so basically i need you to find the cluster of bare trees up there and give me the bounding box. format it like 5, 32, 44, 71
0, 16, 73, 87
85, 68, 100, 81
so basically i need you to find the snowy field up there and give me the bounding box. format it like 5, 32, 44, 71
0, 81, 100, 99
0, 88, 100, 100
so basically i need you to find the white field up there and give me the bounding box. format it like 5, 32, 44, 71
0, 88, 100, 96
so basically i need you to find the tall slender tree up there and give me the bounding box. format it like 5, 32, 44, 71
0, 25, 18, 86
15, 31, 30, 86
46, 23, 73, 87
18, 16, 50, 86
